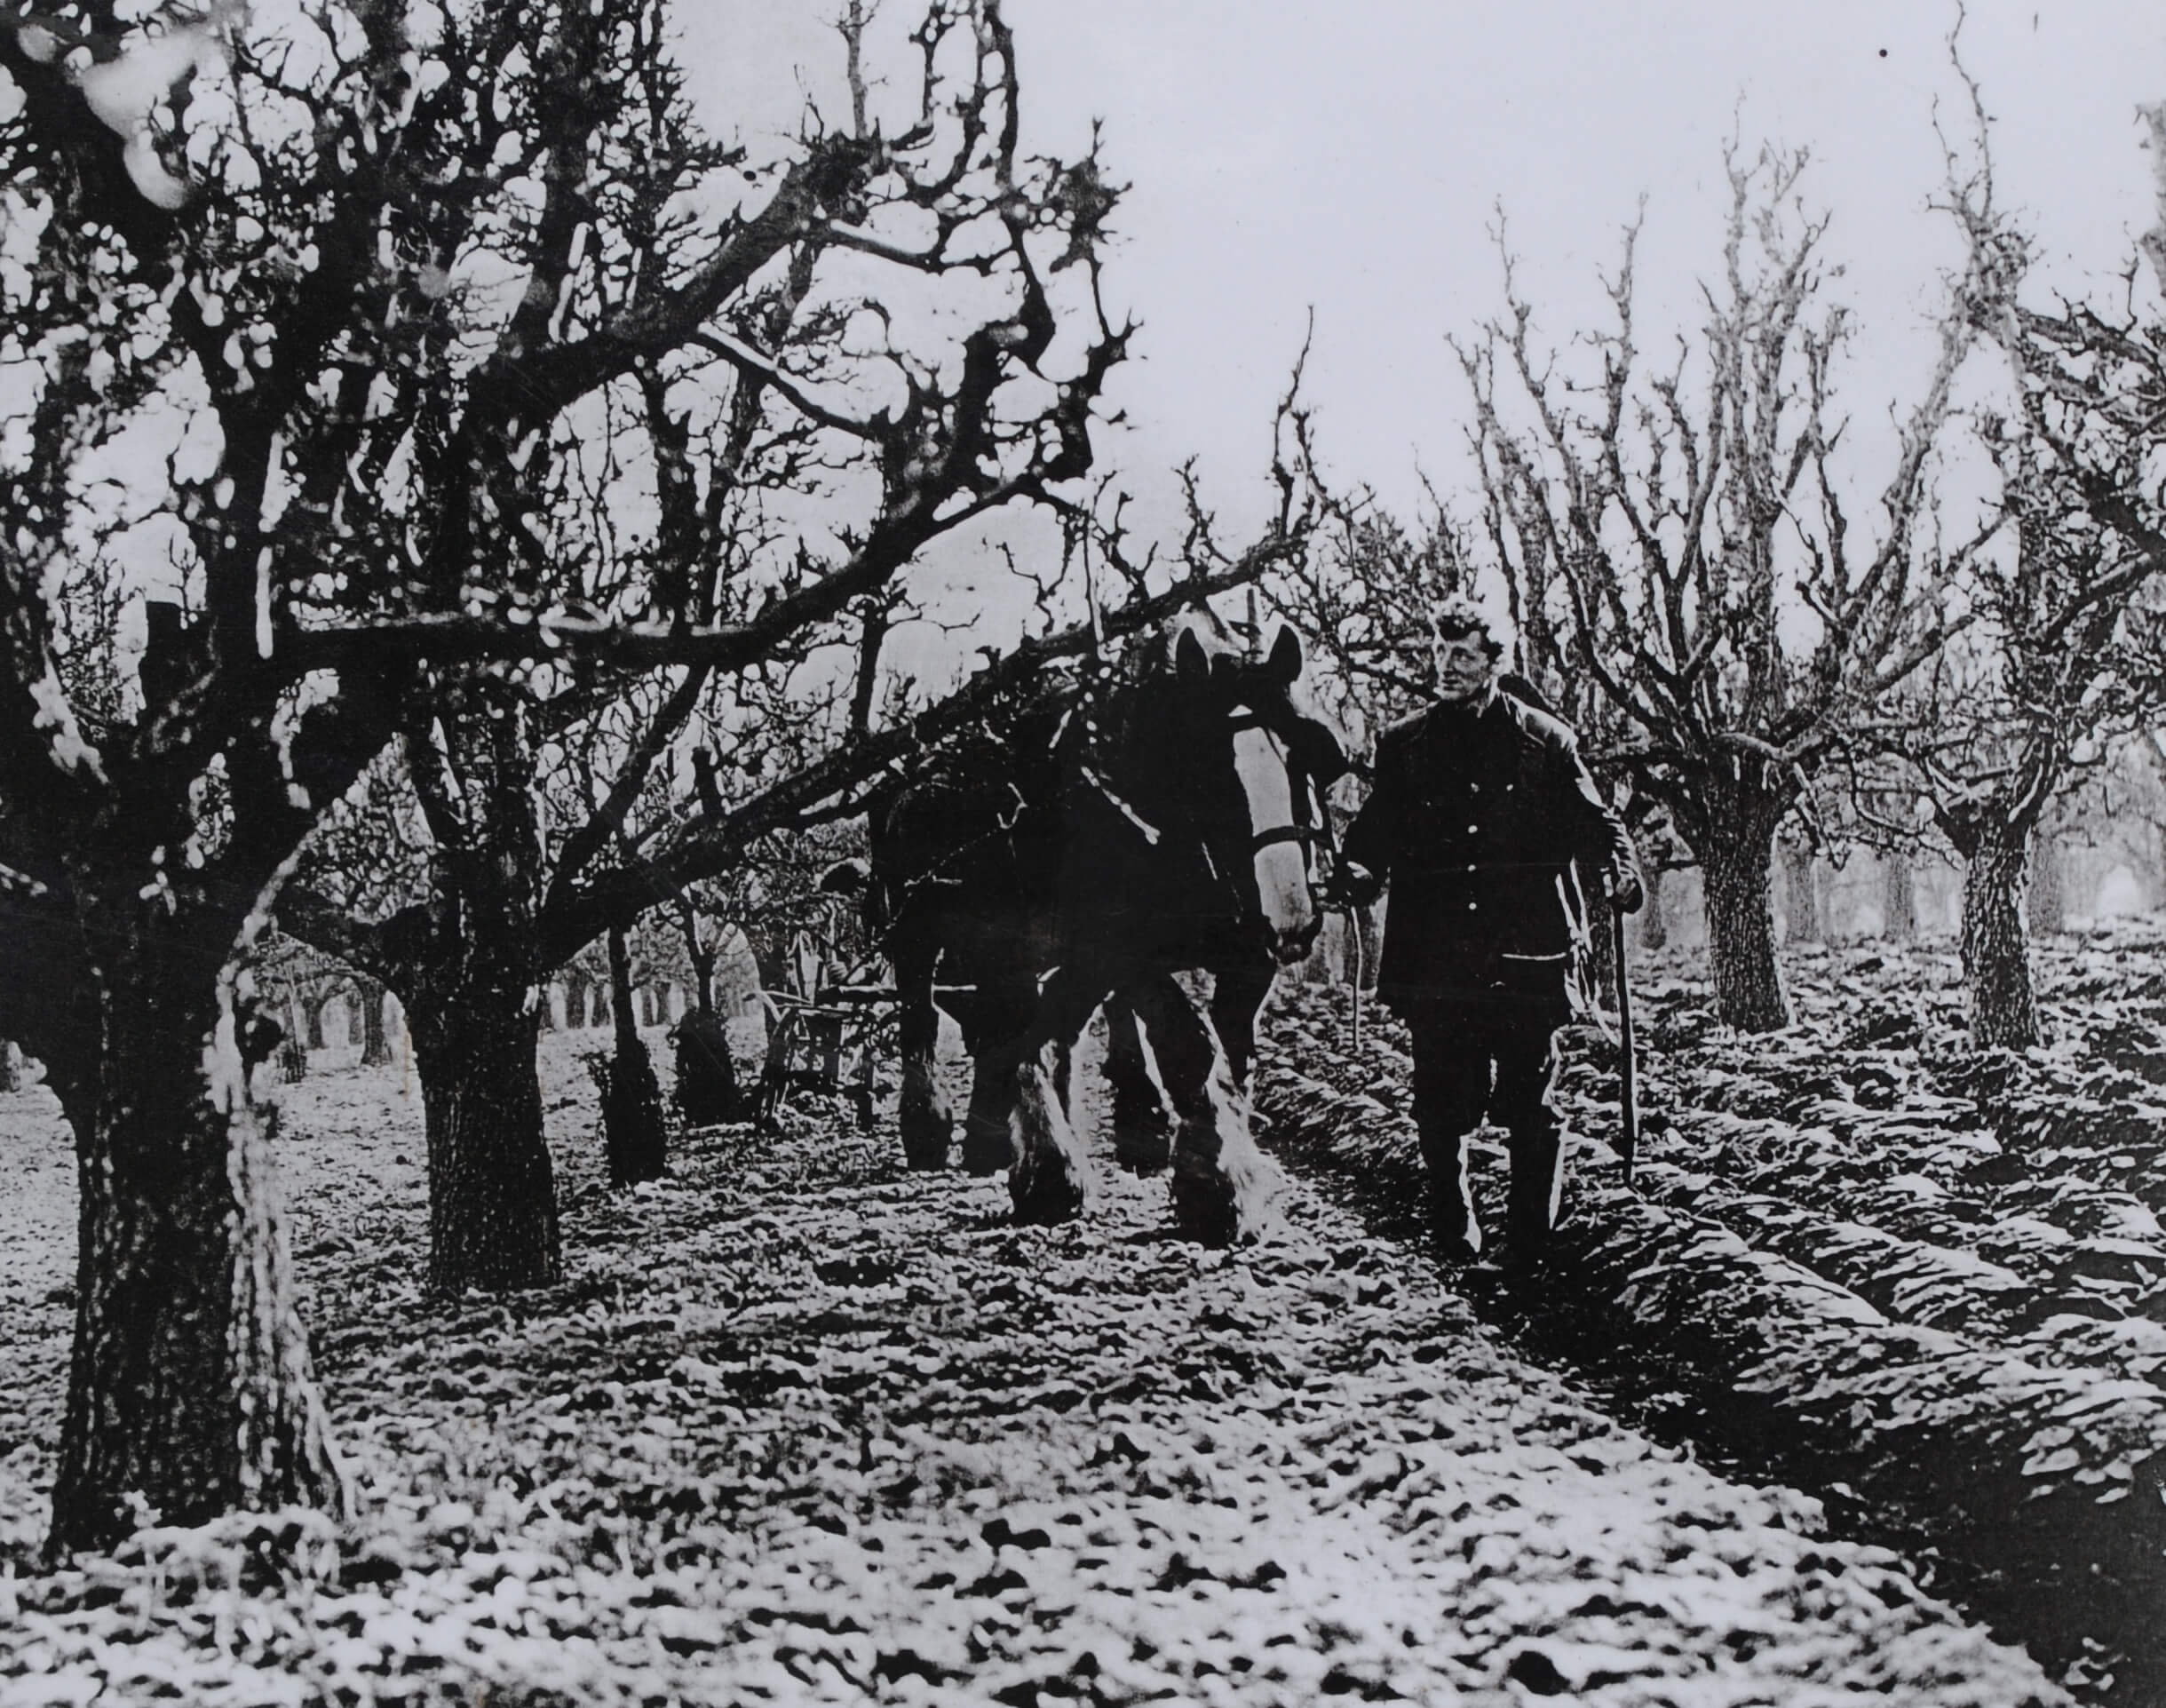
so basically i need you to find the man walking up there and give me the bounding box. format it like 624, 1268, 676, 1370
1332, 597, 1641, 1264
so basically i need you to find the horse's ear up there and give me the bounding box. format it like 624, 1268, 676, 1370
1174, 627, 1212, 680
1264, 624, 1304, 685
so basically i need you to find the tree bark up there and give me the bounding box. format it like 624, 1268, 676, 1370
682, 906, 718, 1018
1960, 829, 2041, 1050
302, 992, 329, 1051
1882, 854, 1916, 942
671, 1006, 740, 1127
601, 925, 667, 1187
1700, 823, 1790, 1031
2029, 834, 2066, 935
356, 979, 391, 1064
51, 957, 345, 1553
0, 1041, 20, 1092
406, 977, 560, 1293
1780, 842, 1821, 944
1638, 862, 1670, 952
277, 989, 308, 1083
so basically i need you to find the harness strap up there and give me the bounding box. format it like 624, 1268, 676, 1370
1078, 765, 1163, 847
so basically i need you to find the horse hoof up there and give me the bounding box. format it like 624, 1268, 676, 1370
1111, 1117, 1173, 1176
1170, 1177, 1239, 1246
898, 1104, 954, 1172
1170, 1164, 1273, 1247
1011, 1157, 1087, 1224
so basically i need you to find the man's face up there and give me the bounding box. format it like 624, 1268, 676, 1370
1432, 632, 1498, 704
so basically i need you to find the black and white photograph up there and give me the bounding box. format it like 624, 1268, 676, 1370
2, 1, 2164, 1702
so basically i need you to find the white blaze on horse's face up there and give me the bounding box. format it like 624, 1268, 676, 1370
1230, 712, 1316, 964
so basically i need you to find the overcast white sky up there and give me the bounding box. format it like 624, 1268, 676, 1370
683, 2, 2162, 536
670, 0, 2166, 690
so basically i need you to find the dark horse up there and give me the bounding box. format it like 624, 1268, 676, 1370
850, 611, 1347, 1242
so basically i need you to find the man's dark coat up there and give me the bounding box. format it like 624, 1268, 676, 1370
1338, 688, 1638, 1020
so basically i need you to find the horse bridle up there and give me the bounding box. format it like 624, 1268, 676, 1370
1226, 707, 1336, 876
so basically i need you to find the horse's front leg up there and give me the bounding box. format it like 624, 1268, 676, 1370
955, 969, 1040, 1176
1129, 971, 1285, 1246
1005, 965, 1115, 1225
1102, 989, 1172, 1172
1206, 951, 1279, 1092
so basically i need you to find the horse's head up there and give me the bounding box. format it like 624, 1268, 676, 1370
1170, 621, 1350, 966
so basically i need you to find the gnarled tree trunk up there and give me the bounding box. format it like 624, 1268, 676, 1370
2029, 835, 2066, 935
681, 902, 718, 1018
1702, 831, 1789, 1030
1780, 841, 1821, 944
51, 930, 345, 1553
600, 925, 667, 1187
1882, 854, 1916, 942
1678, 770, 1794, 1032
1637, 857, 1670, 952
1959, 827, 2040, 1050
358, 977, 392, 1065
405, 972, 559, 1294
394, 694, 564, 1293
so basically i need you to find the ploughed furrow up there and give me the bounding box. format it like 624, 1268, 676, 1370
1617, 1000, 2166, 1315
1257, 981, 2166, 1704
1629, 1166, 2038, 1336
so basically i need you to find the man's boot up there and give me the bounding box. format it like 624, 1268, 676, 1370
1421, 1132, 1483, 1264
1503, 1120, 1566, 1269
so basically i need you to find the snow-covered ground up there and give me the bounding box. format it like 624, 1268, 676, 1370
0, 1015, 2065, 1705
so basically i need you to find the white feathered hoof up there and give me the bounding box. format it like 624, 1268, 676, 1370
1169, 1120, 1283, 1246
1010, 1146, 1089, 1225
1007, 1055, 1092, 1222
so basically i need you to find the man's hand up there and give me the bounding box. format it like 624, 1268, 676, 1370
1320, 862, 1377, 910
1608, 868, 1646, 915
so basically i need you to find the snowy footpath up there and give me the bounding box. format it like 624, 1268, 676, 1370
0, 1029, 2063, 1707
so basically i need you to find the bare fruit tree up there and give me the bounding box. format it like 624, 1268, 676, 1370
1462, 145, 1973, 1030
0, 0, 1118, 1551
1897, 437, 2159, 1048
1938, 112, 2166, 1045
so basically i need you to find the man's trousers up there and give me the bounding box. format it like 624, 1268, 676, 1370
1402, 999, 1566, 1256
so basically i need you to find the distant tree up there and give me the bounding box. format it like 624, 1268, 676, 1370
261, 0, 1131, 1296
1460, 147, 1973, 1030
1893, 445, 2157, 1045
594, 922, 665, 1186
1883, 119, 2166, 1047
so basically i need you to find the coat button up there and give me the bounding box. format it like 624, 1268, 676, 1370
1467, 824, 1479, 833
1467, 863, 1476, 873
1468, 901, 1478, 910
